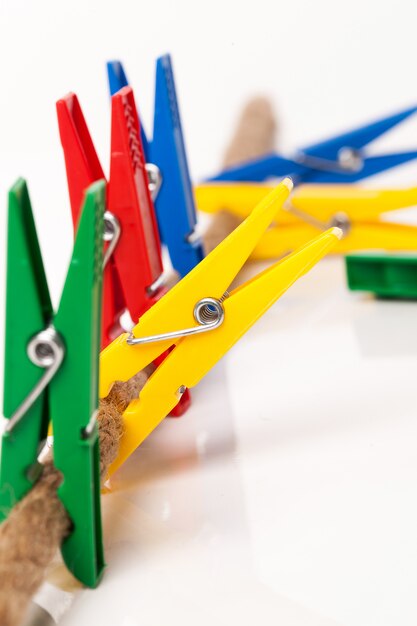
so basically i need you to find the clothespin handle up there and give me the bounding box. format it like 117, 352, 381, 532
108, 86, 165, 320
150, 54, 204, 277
51, 180, 106, 586
0, 179, 53, 511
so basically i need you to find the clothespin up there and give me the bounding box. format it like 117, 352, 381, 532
107, 54, 205, 278
195, 182, 417, 257
57, 86, 192, 416
206, 106, 417, 183
0, 179, 105, 587
98, 180, 341, 476
346, 253, 417, 299
56, 86, 165, 348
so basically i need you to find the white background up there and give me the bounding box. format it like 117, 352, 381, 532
1, 1, 417, 625
2, 0, 417, 311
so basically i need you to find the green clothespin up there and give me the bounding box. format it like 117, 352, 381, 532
346, 253, 417, 299
0, 178, 106, 587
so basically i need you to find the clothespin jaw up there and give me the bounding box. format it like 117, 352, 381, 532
106, 56, 205, 278
0, 180, 106, 587
206, 105, 417, 184
301, 105, 417, 182
57, 93, 123, 347
149, 54, 204, 277
99, 180, 341, 475
261, 183, 417, 256
108, 86, 165, 320
346, 253, 417, 299
51, 180, 105, 586
56, 94, 105, 229
1, 179, 53, 510
196, 182, 417, 257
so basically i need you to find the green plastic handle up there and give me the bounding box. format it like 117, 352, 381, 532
52, 180, 105, 587
0, 179, 52, 517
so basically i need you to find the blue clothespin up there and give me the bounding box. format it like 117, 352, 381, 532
107, 55, 204, 278
206, 105, 417, 184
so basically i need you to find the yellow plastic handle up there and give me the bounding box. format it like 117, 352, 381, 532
107, 227, 341, 475
196, 182, 417, 222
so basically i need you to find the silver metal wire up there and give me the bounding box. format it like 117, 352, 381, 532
81, 409, 98, 439
186, 229, 202, 245
284, 203, 329, 232
103, 211, 121, 269
126, 292, 230, 346
146, 272, 166, 296
4, 327, 65, 434
284, 202, 351, 238
146, 163, 163, 201
329, 212, 352, 236
295, 147, 363, 174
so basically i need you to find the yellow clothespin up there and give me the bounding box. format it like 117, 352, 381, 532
195, 183, 417, 257
100, 180, 341, 476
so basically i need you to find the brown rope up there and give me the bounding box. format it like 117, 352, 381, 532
202, 96, 277, 254
0, 365, 155, 626
221, 97, 277, 169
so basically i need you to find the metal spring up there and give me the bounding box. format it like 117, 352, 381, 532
195, 292, 229, 325
4, 328, 65, 434
126, 291, 230, 346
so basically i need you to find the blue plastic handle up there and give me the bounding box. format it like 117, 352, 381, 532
207, 104, 417, 183
148, 55, 204, 277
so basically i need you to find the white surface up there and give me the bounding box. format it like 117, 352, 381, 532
44, 257, 416, 626
1, 1, 417, 624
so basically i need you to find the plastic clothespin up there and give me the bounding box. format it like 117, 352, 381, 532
206, 105, 417, 184
0, 179, 105, 587
98, 180, 341, 476
107, 55, 205, 278
57, 87, 191, 416
345, 253, 417, 299
196, 182, 417, 257
57, 86, 165, 348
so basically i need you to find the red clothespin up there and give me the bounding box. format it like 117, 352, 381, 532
57, 86, 191, 415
